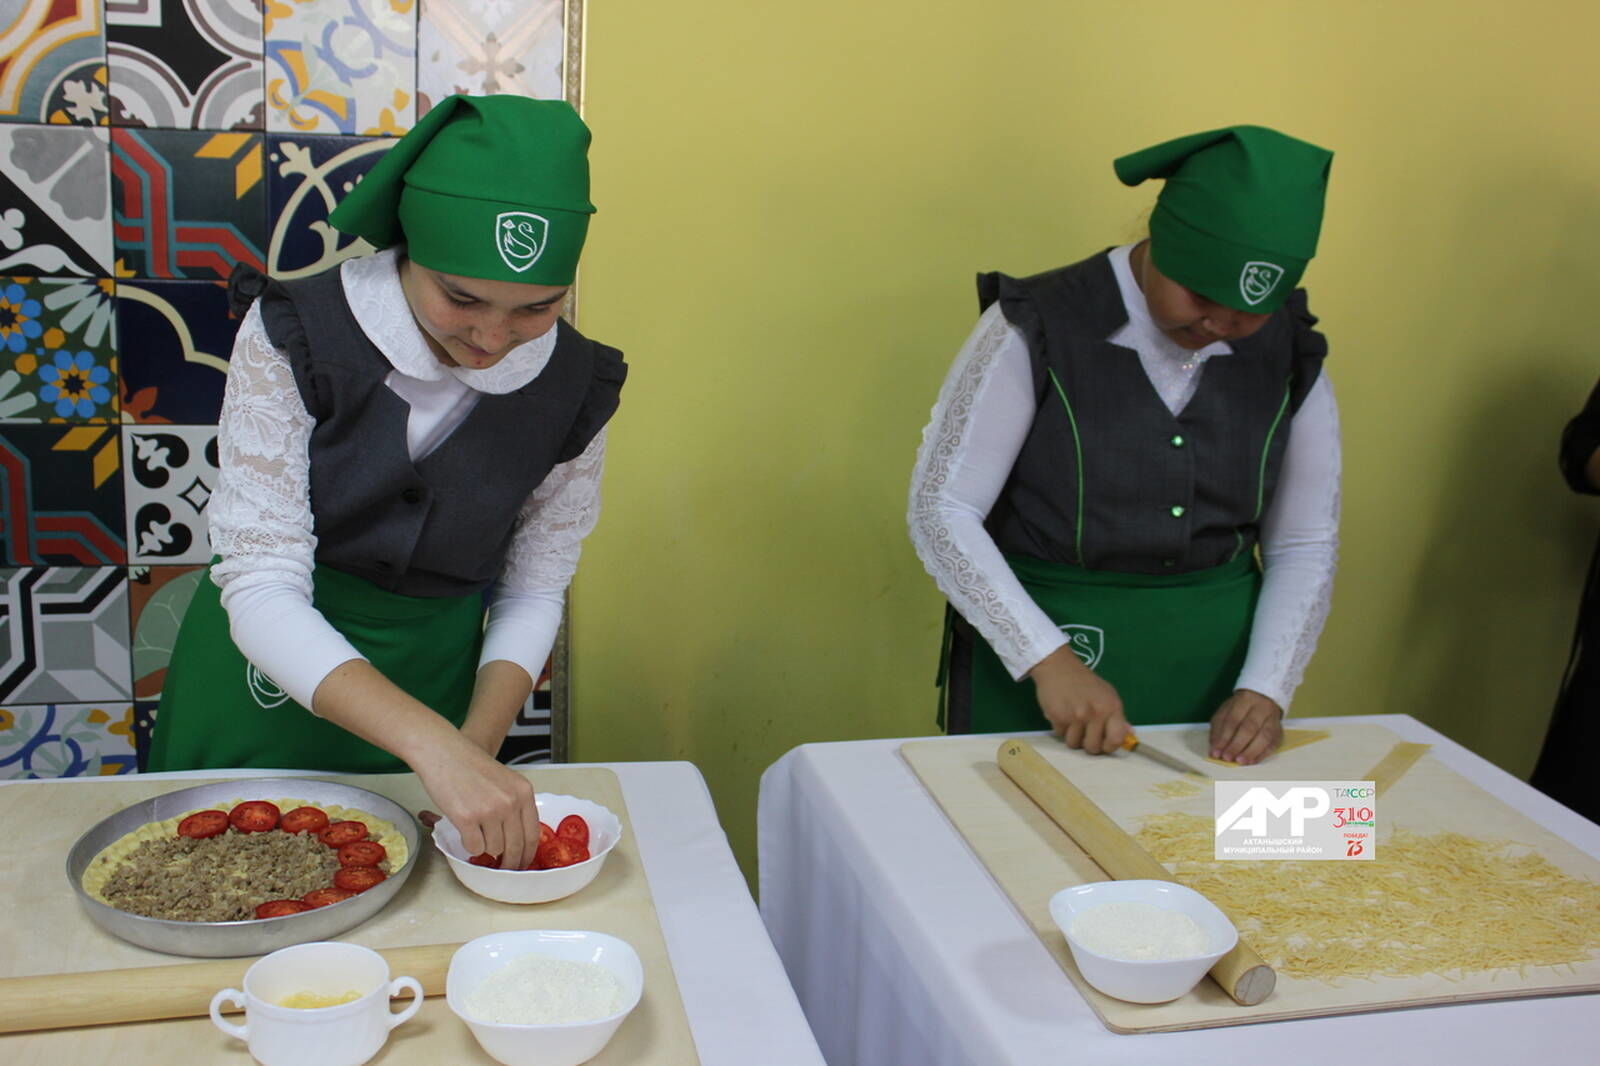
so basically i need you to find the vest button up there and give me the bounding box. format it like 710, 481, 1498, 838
1170, 434, 1185, 448
1170, 505, 1186, 518
401, 487, 423, 505
1163, 559, 1176, 568
375, 560, 393, 572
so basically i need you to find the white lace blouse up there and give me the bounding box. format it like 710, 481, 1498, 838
207, 249, 606, 710
907, 244, 1339, 711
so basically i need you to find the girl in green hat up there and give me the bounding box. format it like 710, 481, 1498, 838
910, 125, 1335, 765
147, 95, 625, 872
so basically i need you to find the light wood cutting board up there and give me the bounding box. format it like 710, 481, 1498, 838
900, 723, 1600, 1033
0, 767, 701, 1065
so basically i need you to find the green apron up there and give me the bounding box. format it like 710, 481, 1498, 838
147, 563, 484, 772
942, 552, 1261, 734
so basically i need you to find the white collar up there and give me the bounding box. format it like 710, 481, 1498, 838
339, 248, 559, 395
1107, 243, 1232, 360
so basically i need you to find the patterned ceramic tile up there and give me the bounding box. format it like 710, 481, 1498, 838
132, 697, 157, 770
501, 654, 552, 763
0, 566, 132, 704
123, 427, 217, 565
265, 0, 417, 135
417, 0, 562, 109
0, 702, 138, 777
128, 563, 204, 699
0, 124, 112, 276
0, 276, 118, 422
107, 0, 265, 130
115, 279, 236, 423
265, 133, 390, 277
112, 127, 265, 280
0, 425, 125, 565
0, 0, 108, 125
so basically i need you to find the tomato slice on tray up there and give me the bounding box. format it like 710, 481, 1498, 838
255, 899, 310, 919
280, 806, 330, 835
337, 840, 387, 867
229, 801, 281, 834
556, 814, 590, 848
301, 887, 356, 909
177, 810, 229, 839
318, 820, 369, 847
333, 865, 387, 892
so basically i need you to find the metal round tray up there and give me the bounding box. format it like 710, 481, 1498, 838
66, 778, 421, 958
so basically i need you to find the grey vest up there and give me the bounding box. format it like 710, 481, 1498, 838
245, 265, 625, 597
978, 251, 1326, 575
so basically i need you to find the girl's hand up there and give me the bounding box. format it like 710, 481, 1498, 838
1209, 689, 1284, 765
1029, 644, 1131, 754
411, 735, 542, 870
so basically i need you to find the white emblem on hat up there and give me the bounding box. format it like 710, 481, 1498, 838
496, 212, 549, 273
1239, 261, 1284, 306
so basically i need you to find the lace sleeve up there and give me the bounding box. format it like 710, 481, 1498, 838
908, 305, 1069, 679
1236, 373, 1341, 710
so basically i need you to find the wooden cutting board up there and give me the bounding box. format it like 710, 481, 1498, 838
0, 767, 702, 1065
900, 724, 1600, 1033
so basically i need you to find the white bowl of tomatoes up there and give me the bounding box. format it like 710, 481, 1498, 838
431, 794, 622, 905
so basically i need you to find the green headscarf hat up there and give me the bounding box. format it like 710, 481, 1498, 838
329, 94, 595, 286
1114, 125, 1332, 313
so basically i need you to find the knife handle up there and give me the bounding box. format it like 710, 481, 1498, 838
1119, 732, 1139, 753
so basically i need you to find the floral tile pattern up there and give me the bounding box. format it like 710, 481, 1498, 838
0, 566, 131, 703
122, 427, 217, 564
265, 0, 417, 135
112, 127, 265, 279
265, 133, 390, 277
417, 0, 563, 111
0, 702, 138, 778
106, 0, 264, 130
0, 425, 125, 565
132, 697, 157, 770
0, 276, 118, 421
114, 279, 236, 423
0, 1, 108, 125
0, 124, 112, 276
128, 564, 203, 699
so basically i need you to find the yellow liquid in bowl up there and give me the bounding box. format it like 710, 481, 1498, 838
277, 990, 363, 1009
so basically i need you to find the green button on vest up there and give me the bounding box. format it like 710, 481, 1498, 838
1170, 505, 1186, 518
1170, 434, 1185, 447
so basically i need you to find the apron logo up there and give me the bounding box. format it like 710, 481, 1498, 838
247, 664, 290, 709
495, 212, 549, 273
1060, 624, 1105, 670
1239, 261, 1284, 306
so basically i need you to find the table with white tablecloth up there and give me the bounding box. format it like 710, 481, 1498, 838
3, 760, 825, 1066
758, 715, 1600, 1066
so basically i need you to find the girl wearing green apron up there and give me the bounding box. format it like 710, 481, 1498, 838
147, 95, 626, 872
912, 126, 1338, 766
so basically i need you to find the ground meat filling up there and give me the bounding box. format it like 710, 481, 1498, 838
97, 829, 343, 922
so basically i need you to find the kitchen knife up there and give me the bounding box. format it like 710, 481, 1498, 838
1119, 731, 1210, 777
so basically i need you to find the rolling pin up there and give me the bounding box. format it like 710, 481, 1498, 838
0, 941, 457, 1035
996, 738, 1276, 1006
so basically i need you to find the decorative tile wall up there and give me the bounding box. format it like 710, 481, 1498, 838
0, 0, 579, 778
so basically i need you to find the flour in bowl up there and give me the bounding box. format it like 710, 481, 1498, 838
1069, 902, 1209, 960
464, 954, 626, 1025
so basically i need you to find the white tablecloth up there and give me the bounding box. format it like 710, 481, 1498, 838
757, 715, 1600, 1066
4, 761, 825, 1066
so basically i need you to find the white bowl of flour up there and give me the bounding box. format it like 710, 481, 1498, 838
1049, 880, 1237, 1004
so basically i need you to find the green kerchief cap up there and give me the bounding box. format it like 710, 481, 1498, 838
328, 94, 595, 286
1114, 125, 1332, 313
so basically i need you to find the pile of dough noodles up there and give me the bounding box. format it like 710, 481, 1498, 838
1134, 812, 1600, 982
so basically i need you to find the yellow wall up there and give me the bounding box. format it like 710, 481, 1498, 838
574, 1, 1600, 878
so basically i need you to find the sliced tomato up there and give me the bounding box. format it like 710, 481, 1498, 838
301, 887, 356, 909
255, 899, 310, 919
280, 806, 331, 835
533, 837, 589, 870
555, 815, 590, 848
177, 810, 229, 839
337, 840, 387, 867
228, 801, 281, 834
539, 821, 555, 846
468, 852, 502, 869
333, 865, 387, 893
317, 820, 369, 847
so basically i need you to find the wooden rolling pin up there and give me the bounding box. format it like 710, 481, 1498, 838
997, 738, 1276, 1006
0, 941, 457, 1035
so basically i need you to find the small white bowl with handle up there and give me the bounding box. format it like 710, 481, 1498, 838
1049, 879, 1237, 1004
